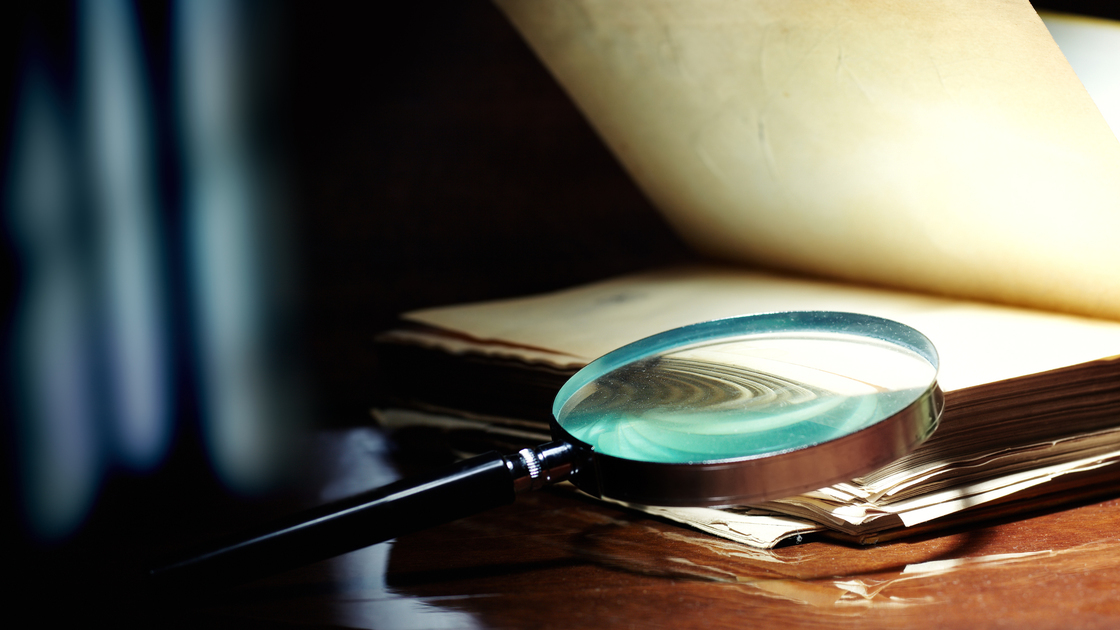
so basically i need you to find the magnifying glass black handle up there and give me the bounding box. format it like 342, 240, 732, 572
148, 442, 574, 597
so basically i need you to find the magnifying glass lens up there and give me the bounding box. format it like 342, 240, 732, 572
557, 331, 937, 464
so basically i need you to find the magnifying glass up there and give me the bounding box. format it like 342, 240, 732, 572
150, 311, 942, 593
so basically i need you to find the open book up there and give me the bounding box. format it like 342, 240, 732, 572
375, 266, 1120, 546
374, 4, 1120, 547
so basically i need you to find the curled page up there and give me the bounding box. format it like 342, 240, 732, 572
494, 0, 1120, 320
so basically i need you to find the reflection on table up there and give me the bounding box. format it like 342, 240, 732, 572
185, 427, 1120, 629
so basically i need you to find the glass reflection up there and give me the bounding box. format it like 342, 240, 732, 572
559, 333, 936, 463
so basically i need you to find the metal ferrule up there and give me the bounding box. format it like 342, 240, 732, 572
506, 441, 576, 492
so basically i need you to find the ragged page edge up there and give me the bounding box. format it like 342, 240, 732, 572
372, 407, 552, 443
376, 327, 589, 368
599, 500, 823, 550
764, 451, 1120, 530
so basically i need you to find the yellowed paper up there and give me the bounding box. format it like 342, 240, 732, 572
494, 0, 1120, 320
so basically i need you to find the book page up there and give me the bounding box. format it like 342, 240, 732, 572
494, 0, 1120, 320
403, 265, 1120, 392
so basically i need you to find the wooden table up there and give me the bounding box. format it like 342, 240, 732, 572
171, 427, 1120, 629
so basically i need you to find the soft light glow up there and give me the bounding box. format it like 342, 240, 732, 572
1043, 12, 1120, 141
6, 62, 103, 541
177, 0, 300, 492
81, 0, 172, 471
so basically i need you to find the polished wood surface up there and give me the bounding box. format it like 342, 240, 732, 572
176, 428, 1120, 629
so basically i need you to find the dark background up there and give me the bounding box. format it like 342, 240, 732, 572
281, 1, 697, 425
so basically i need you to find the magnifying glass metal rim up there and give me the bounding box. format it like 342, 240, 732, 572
550, 311, 944, 507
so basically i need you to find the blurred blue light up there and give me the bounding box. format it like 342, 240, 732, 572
81, 0, 172, 472
4, 0, 300, 541
6, 61, 103, 541
177, 0, 300, 493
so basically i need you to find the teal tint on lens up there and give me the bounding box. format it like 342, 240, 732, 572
553, 313, 939, 465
